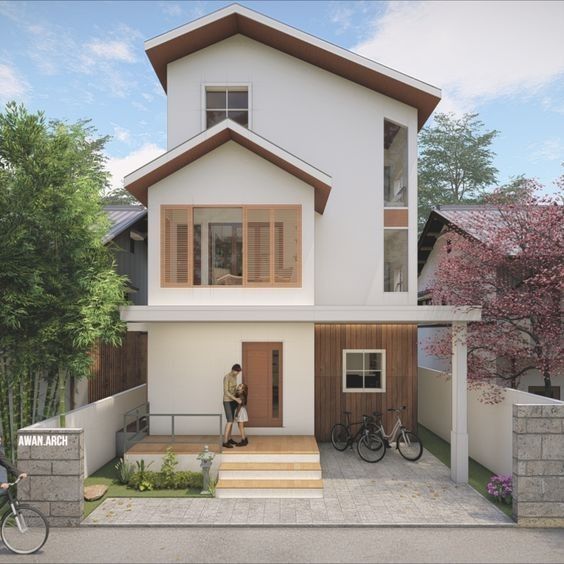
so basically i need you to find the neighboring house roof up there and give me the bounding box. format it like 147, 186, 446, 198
103, 205, 147, 244
145, 4, 441, 130
124, 119, 333, 214
418, 205, 504, 274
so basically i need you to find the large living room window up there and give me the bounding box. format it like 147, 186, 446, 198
161, 205, 301, 287
342, 350, 386, 393
205, 86, 249, 129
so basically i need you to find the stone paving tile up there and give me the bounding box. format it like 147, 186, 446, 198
83, 444, 513, 526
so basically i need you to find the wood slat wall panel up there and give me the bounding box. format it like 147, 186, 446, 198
88, 332, 147, 403
314, 324, 417, 441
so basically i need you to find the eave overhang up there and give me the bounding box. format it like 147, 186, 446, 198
121, 305, 482, 324
124, 120, 332, 214
145, 4, 441, 130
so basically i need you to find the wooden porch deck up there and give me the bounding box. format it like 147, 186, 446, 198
126, 435, 319, 456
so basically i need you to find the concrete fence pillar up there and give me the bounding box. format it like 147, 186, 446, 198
513, 404, 564, 527
17, 428, 84, 527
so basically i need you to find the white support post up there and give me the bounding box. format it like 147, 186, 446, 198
451, 321, 469, 483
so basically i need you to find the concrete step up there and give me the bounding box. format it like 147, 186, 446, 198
219, 462, 322, 480
221, 452, 320, 463
215, 479, 324, 499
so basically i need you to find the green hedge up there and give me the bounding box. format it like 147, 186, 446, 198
128, 470, 203, 491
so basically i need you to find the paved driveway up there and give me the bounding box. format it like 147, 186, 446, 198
82, 444, 512, 526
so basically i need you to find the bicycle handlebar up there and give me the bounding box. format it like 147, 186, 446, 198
386, 406, 407, 413
5, 476, 24, 487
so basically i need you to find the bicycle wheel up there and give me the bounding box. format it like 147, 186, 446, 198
357, 433, 386, 463
1, 504, 49, 554
331, 424, 350, 451
397, 430, 423, 461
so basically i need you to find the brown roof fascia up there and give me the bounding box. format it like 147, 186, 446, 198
146, 13, 440, 130
126, 127, 331, 213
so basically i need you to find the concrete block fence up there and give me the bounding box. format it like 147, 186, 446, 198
513, 404, 564, 527
17, 428, 84, 527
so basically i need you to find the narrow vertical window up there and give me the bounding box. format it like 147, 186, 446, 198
384, 120, 408, 207
384, 229, 408, 292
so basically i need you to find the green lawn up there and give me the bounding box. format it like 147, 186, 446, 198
83, 457, 211, 518
417, 424, 514, 519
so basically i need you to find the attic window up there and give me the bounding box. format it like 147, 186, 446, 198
205, 86, 248, 129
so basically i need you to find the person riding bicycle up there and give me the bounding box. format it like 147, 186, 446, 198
0, 436, 27, 493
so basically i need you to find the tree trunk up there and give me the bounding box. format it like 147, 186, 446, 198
44, 371, 58, 419
58, 368, 67, 427
0, 357, 14, 461
543, 363, 553, 398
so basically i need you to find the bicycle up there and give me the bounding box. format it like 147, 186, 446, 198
372, 406, 423, 461
331, 411, 385, 463
0, 477, 49, 554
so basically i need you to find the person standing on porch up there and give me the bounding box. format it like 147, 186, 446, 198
222, 364, 242, 448
234, 383, 249, 447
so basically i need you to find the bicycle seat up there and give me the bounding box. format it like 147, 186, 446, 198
343, 411, 351, 415
372, 411, 382, 417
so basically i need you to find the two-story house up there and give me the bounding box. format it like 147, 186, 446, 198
121, 4, 479, 495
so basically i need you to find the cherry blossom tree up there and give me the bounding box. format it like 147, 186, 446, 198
426, 179, 563, 400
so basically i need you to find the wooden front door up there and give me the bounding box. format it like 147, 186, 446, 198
242, 342, 283, 427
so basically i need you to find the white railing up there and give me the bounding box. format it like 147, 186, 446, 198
22, 384, 147, 477
418, 366, 562, 475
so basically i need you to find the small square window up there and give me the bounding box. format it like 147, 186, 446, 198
343, 350, 385, 393
205, 86, 249, 129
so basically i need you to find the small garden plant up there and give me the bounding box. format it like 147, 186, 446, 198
127, 450, 204, 492
487, 474, 512, 504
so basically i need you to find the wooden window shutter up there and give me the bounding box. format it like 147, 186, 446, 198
274, 207, 300, 285
245, 208, 271, 285
161, 206, 192, 286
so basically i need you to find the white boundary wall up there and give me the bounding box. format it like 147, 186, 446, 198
418, 367, 561, 475
24, 384, 147, 477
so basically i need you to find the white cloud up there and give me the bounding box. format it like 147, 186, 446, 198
0, 63, 29, 103
105, 143, 165, 190
112, 125, 131, 143
354, 1, 564, 113
85, 40, 136, 63
160, 2, 183, 17
528, 138, 564, 163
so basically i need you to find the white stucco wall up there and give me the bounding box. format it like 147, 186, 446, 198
147, 322, 315, 436
27, 384, 147, 477
163, 34, 419, 306
148, 141, 315, 305
418, 367, 562, 475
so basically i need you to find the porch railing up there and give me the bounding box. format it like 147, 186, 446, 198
123, 402, 223, 454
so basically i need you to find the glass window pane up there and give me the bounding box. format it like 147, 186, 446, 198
384, 229, 408, 292
228, 110, 248, 127
206, 110, 226, 128
206, 90, 226, 109
272, 349, 280, 418
384, 120, 408, 207
193, 208, 242, 286
346, 352, 363, 371
365, 372, 381, 389
366, 353, 381, 370
346, 373, 364, 389
228, 90, 248, 109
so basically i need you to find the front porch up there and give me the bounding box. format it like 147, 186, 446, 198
125, 435, 323, 498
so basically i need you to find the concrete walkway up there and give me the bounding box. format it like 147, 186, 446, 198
82, 444, 512, 526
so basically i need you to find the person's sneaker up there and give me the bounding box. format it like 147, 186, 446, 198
228, 439, 237, 445
222, 442, 233, 448
236, 438, 248, 447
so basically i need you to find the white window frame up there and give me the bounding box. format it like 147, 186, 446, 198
342, 349, 386, 393
201, 83, 252, 131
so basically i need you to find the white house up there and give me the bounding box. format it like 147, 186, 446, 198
121, 4, 478, 494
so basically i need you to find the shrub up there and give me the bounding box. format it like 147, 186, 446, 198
114, 458, 135, 485
128, 469, 203, 491
487, 474, 512, 503
128, 470, 158, 490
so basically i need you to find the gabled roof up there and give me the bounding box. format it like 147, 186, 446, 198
124, 120, 332, 213
418, 205, 504, 274
145, 4, 441, 130
103, 205, 147, 244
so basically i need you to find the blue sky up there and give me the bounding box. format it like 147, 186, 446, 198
1, 1, 563, 193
